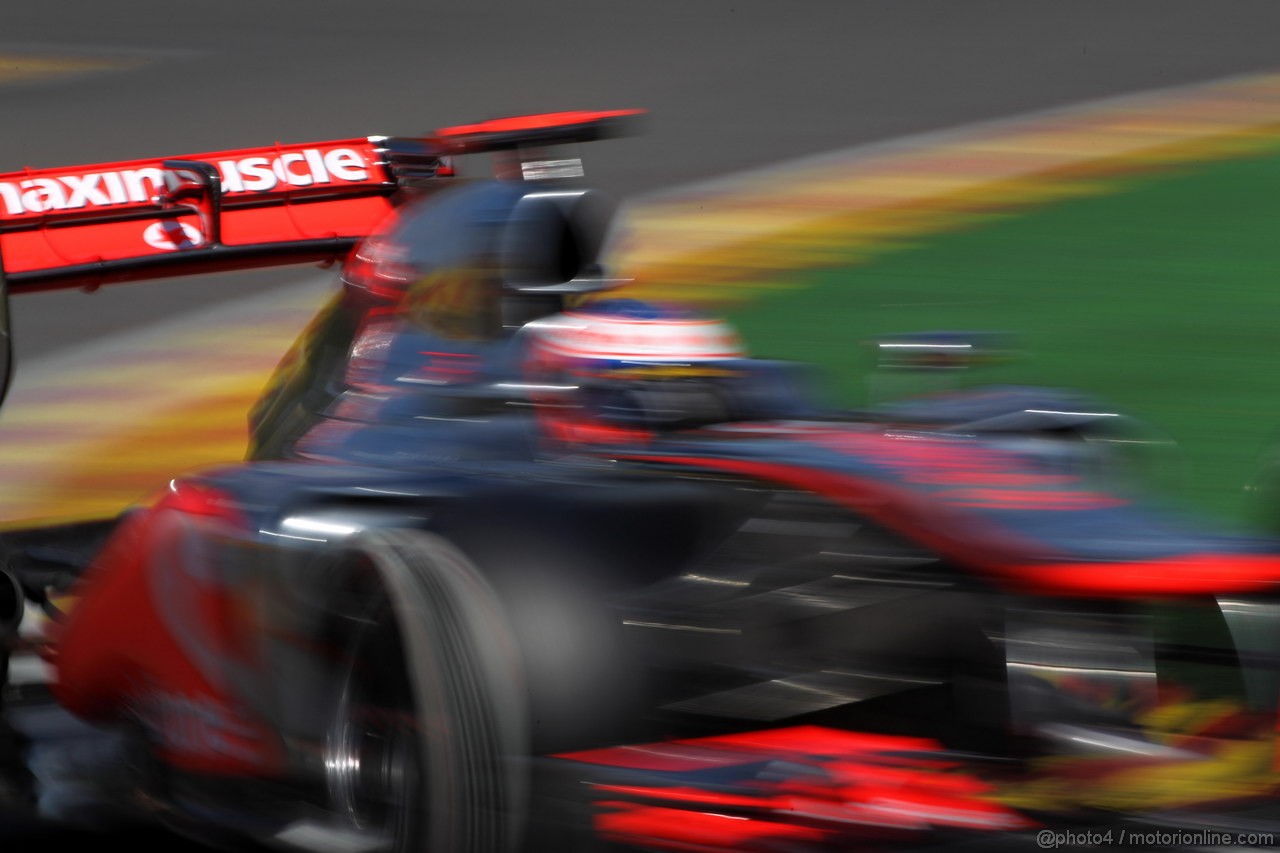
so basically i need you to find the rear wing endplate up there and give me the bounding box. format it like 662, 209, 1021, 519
0, 109, 642, 294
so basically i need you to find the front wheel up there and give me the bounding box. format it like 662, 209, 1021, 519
323, 529, 528, 853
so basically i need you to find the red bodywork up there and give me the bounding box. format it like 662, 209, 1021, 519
0, 108, 643, 293
0, 138, 399, 292
51, 481, 284, 775
561, 726, 1034, 852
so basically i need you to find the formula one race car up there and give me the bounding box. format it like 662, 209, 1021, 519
2, 112, 1280, 853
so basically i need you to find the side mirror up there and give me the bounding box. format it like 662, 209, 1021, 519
865, 331, 1017, 404
869, 330, 1016, 371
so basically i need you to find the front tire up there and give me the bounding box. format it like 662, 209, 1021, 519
323, 529, 527, 853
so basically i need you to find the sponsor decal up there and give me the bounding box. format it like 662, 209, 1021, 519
0, 145, 372, 217
143, 221, 205, 251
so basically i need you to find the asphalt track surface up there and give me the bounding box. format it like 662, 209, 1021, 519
5, 0, 1280, 364
3, 0, 1280, 849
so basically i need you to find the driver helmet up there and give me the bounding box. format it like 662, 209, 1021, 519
522, 299, 749, 445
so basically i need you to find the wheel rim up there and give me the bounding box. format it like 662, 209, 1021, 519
326, 608, 424, 849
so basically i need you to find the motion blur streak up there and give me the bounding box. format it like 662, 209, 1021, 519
617, 71, 1280, 304
0, 53, 145, 85
4, 72, 1280, 527
0, 279, 329, 526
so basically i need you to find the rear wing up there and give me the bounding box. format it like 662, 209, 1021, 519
0, 108, 642, 294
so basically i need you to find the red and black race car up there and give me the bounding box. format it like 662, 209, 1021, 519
0, 112, 1279, 853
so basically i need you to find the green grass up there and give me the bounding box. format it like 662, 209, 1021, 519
726, 149, 1280, 524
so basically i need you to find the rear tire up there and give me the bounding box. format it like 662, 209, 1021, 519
323, 529, 527, 853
